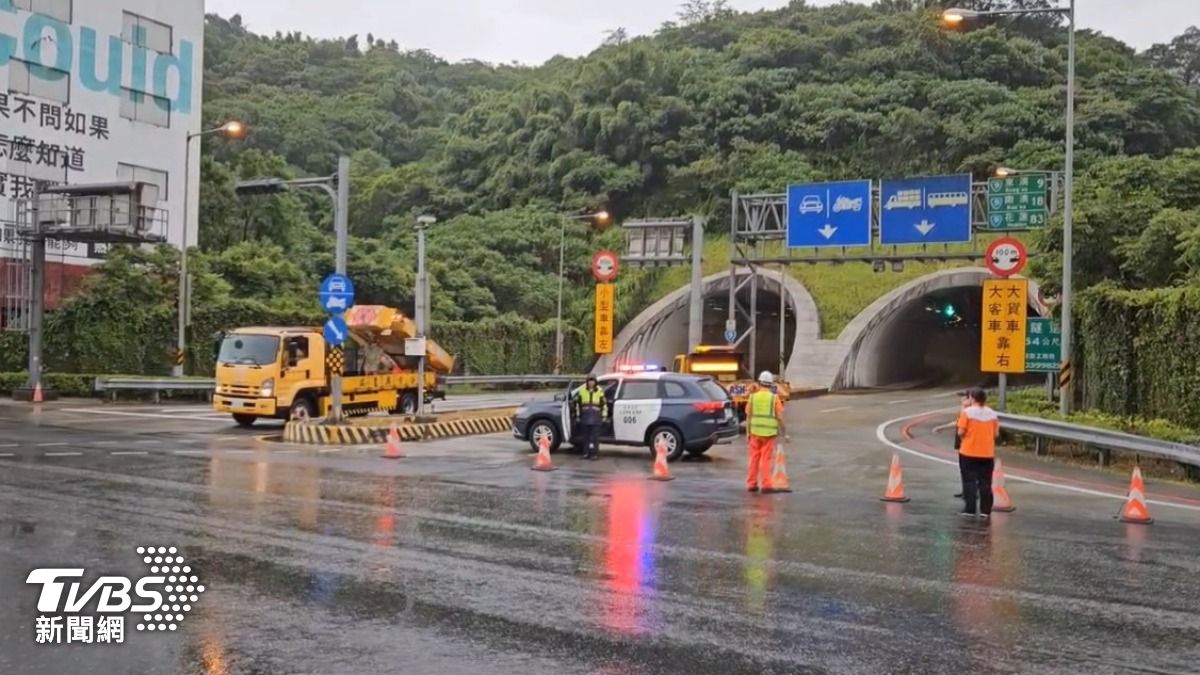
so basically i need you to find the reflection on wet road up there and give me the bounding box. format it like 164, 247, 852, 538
1, 392, 1199, 674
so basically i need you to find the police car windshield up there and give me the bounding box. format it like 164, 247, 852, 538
698, 378, 730, 401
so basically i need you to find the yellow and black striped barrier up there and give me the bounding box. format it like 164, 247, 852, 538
283, 415, 514, 445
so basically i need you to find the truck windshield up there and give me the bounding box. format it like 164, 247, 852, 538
218, 335, 280, 367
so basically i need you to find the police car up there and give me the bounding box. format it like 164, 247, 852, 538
512, 366, 741, 462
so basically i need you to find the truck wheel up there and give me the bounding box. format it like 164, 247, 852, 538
528, 419, 560, 453
233, 414, 257, 428
648, 425, 685, 462
289, 397, 316, 422
398, 392, 418, 415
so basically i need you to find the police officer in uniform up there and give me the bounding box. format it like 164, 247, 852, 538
575, 375, 607, 460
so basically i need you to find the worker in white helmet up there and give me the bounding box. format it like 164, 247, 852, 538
745, 371, 789, 493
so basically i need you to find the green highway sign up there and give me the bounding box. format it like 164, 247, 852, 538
1025, 318, 1061, 372
987, 174, 1049, 230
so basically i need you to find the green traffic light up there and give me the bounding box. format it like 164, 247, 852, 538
942, 304, 957, 318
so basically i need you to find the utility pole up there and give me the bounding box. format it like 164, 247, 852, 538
23, 183, 45, 397
330, 155, 350, 422
415, 215, 436, 418
688, 215, 704, 352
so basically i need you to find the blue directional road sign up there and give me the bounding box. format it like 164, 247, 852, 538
319, 273, 355, 314
724, 329, 737, 344
787, 180, 872, 248
879, 174, 972, 245
323, 316, 349, 347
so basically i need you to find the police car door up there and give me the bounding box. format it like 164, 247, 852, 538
560, 381, 579, 443
612, 377, 663, 444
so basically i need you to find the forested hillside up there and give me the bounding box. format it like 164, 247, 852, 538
11, 0, 1200, 378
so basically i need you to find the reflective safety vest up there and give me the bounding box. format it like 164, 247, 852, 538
577, 387, 606, 422
747, 390, 779, 438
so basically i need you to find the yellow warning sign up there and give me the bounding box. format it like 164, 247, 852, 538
980, 279, 1028, 373
594, 283, 615, 355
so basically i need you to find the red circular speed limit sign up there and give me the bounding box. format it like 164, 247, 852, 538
985, 237, 1027, 278
592, 250, 620, 283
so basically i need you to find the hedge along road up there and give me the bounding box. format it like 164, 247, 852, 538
877, 408, 1200, 517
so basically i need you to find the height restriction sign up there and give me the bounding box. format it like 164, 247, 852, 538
980, 279, 1028, 374
594, 283, 616, 354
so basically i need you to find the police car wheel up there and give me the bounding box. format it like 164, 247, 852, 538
648, 426, 685, 462
528, 420, 560, 453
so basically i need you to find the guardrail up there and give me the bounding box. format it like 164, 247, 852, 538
998, 413, 1200, 472
94, 377, 215, 403
92, 374, 580, 402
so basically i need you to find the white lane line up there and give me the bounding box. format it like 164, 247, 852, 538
226, 450, 253, 455
820, 406, 852, 414
36, 443, 68, 448
275, 450, 301, 455
60, 408, 231, 423
172, 450, 206, 455
888, 399, 911, 405
93, 441, 119, 446
110, 451, 150, 456
318, 448, 345, 454
0, 453, 14, 458
44, 451, 83, 457
135, 439, 162, 445
876, 410, 1200, 513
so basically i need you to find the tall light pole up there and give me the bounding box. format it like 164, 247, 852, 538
554, 210, 611, 374
175, 120, 246, 377
945, 3, 1075, 414
414, 215, 436, 417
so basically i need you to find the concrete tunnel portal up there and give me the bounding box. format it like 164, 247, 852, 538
602, 268, 1046, 391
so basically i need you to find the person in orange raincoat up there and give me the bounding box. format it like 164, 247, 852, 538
745, 371, 789, 493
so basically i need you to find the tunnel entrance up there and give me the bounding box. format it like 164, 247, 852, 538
618, 283, 797, 379
839, 281, 1044, 389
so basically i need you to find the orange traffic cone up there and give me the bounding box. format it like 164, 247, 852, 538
32, 382, 43, 404
532, 436, 556, 472
649, 439, 674, 482
381, 424, 406, 459
991, 459, 1016, 512
1117, 466, 1154, 524
762, 443, 793, 494
880, 454, 911, 503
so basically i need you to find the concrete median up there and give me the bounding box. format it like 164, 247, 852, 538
282, 408, 515, 445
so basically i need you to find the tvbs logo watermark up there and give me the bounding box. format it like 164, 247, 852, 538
25, 547, 206, 645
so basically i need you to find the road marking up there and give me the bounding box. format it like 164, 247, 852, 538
60, 408, 232, 423
820, 406, 852, 414
888, 399, 911, 405
172, 450, 206, 456
93, 441, 119, 446
276, 450, 301, 455
318, 448, 345, 454
36, 443, 68, 448
44, 451, 83, 457
135, 439, 162, 445
0, 453, 14, 458
226, 450, 253, 455
110, 451, 150, 456
876, 410, 1200, 514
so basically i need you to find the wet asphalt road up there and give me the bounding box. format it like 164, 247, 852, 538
2, 394, 1200, 674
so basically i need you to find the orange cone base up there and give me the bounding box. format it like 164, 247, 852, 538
761, 486, 792, 494
381, 452, 405, 460
649, 474, 675, 482
532, 465, 558, 472
992, 505, 1016, 513
1117, 510, 1153, 525
881, 495, 911, 503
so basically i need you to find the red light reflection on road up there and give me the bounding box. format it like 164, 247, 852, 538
601, 479, 658, 635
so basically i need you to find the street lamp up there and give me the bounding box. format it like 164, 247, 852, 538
175, 120, 247, 377
414, 215, 437, 417
945, 2, 1076, 415
554, 210, 611, 374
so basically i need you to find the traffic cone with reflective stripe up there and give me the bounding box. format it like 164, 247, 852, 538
381, 424, 405, 459
32, 382, 43, 404
881, 454, 911, 503
1118, 466, 1154, 524
991, 459, 1016, 512
532, 435, 556, 472
762, 443, 793, 494
649, 439, 674, 482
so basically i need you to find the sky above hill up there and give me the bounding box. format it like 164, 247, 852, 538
204, 0, 1199, 64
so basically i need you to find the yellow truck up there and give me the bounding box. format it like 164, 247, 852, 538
213, 305, 455, 426
671, 345, 790, 418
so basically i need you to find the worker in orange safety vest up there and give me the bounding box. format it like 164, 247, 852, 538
956, 387, 1000, 519
745, 371, 789, 493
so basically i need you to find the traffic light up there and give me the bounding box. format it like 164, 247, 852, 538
942, 303, 957, 319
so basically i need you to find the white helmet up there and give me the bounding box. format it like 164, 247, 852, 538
758, 371, 775, 385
